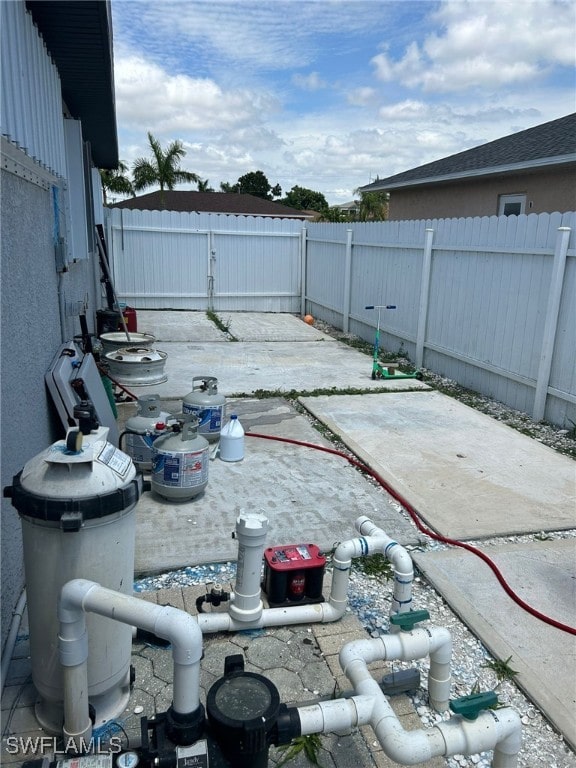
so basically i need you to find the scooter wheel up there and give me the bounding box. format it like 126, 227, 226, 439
415, 371, 424, 381
371, 371, 376, 380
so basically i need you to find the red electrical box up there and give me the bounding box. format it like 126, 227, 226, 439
263, 544, 326, 607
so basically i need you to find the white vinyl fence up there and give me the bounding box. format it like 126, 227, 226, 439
107, 208, 576, 428
107, 208, 304, 312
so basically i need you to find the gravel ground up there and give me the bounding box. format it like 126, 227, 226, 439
135, 319, 575, 767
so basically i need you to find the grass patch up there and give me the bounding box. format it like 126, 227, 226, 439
206, 310, 238, 340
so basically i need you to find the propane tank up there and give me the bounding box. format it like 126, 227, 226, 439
151, 417, 209, 501
124, 394, 174, 471
3, 421, 142, 735
182, 376, 226, 442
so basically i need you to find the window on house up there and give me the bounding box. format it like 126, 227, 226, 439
498, 194, 526, 216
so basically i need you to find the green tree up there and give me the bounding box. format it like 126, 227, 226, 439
282, 185, 329, 212
99, 161, 134, 205
220, 181, 239, 193
220, 171, 281, 200
197, 178, 214, 192
320, 206, 349, 222
239, 170, 279, 199
355, 189, 389, 221
132, 132, 198, 205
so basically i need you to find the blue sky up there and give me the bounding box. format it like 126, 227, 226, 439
111, 0, 575, 205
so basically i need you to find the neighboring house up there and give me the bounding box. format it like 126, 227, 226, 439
333, 200, 360, 216
110, 191, 316, 219
360, 113, 576, 220
0, 1, 116, 653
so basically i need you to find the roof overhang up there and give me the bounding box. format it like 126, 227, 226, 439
360, 154, 576, 193
26, 0, 119, 169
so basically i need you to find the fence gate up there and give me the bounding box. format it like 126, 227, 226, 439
106, 208, 304, 312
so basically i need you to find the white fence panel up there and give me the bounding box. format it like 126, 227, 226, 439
107, 208, 575, 427
305, 213, 576, 427
107, 209, 304, 311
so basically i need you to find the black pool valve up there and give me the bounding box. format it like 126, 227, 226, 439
206, 654, 300, 768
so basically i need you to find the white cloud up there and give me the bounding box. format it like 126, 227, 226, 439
378, 100, 431, 120
346, 87, 377, 107
372, 0, 576, 92
114, 54, 279, 134
292, 72, 328, 91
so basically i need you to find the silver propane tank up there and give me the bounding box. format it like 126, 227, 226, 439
3, 424, 142, 735
182, 376, 226, 442
123, 394, 174, 471
151, 417, 209, 500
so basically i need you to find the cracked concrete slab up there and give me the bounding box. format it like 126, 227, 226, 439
300, 391, 576, 539
413, 539, 576, 750
135, 309, 226, 342
123, 340, 429, 400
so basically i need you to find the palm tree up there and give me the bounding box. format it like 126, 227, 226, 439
197, 178, 214, 192
99, 161, 134, 205
354, 189, 389, 221
132, 132, 199, 205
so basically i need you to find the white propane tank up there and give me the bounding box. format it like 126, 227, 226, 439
124, 394, 173, 471
3, 427, 142, 735
182, 376, 226, 442
219, 414, 245, 462
151, 418, 209, 500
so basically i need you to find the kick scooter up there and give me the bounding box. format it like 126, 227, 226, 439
365, 305, 423, 380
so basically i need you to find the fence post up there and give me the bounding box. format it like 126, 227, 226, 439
415, 228, 434, 369
300, 227, 308, 317
207, 230, 215, 311
343, 228, 353, 333
533, 226, 571, 422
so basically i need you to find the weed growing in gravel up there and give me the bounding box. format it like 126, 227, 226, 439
352, 552, 394, 580
276, 733, 323, 766
482, 655, 519, 682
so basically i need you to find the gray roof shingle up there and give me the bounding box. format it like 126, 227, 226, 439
109, 191, 313, 218
361, 113, 576, 192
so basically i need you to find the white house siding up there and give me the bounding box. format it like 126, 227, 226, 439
0, 1, 66, 177
1, 3, 104, 654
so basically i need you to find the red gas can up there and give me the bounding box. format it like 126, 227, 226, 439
121, 306, 137, 332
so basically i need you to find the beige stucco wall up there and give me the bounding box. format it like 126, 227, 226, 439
388, 167, 576, 220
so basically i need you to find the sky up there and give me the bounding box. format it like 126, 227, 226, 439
110, 0, 576, 205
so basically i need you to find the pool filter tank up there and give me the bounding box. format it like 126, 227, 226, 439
151, 417, 209, 500
183, 376, 226, 442
3, 421, 143, 734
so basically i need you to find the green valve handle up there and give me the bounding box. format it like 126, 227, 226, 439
389, 609, 430, 631
450, 691, 499, 720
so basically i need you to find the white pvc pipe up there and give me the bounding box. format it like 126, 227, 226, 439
228, 513, 267, 623
339, 628, 452, 713
59, 579, 203, 750
197, 516, 415, 636
354, 516, 414, 619
297, 637, 521, 767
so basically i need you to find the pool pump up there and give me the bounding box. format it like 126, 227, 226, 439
138, 653, 299, 768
